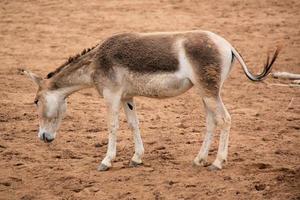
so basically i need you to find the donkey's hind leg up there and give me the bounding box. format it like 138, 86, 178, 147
193, 99, 217, 167
122, 98, 144, 167
209, 97, 231, 170
98, 89, 122, 171
200, 96, 231, 170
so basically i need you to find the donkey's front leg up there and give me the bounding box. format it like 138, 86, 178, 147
122, 98, 144, 167
98, 89, 121, 171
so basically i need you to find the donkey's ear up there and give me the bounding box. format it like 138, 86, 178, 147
18, 68, 43, 86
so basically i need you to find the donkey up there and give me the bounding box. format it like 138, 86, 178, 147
21, 30, 280, 171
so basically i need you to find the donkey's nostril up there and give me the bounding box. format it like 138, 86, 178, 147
41, 132, 54, 143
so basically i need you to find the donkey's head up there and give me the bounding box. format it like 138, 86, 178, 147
21, 69, 67, 143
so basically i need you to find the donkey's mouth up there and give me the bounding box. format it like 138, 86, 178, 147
44, 137, 54, 143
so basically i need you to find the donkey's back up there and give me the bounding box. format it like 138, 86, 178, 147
95, 31, 231, 98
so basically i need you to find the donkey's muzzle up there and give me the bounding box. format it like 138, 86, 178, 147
41, 132, 54, 143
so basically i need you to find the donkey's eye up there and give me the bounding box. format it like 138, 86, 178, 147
34, 100, 39, 105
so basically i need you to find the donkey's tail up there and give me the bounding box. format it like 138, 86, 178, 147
231, 46, 281, 81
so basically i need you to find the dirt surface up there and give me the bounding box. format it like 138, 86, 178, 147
0, 0, 300, 199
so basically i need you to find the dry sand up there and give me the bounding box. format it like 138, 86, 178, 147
0, 0, 299, 199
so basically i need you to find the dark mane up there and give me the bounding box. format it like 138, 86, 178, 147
46, 45, 97, 79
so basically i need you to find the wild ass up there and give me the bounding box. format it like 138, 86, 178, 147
21, 30, 280, 171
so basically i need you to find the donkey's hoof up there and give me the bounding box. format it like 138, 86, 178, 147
129, 160, 143, 167
97, 163, 110, 171
193, 159, 209, 167
208, 164, 221, 171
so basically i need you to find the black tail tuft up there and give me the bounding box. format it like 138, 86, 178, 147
236, 47, 281, 81
254, 47, 281, 81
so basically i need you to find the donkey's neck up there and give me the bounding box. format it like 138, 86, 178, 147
47, 49, 98, 97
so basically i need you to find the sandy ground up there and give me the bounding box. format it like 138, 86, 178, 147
0, 0, 300, 199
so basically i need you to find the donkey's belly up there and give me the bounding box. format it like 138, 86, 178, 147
126, 73, 193, 98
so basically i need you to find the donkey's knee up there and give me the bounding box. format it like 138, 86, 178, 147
215, 112, 231, 130
127, 119, 139, 131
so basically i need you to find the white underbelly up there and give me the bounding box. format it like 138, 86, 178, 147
124, 73, 193, 98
